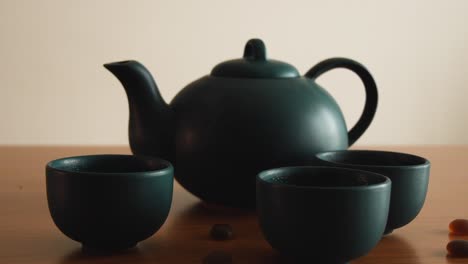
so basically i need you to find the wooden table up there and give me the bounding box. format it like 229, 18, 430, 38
1, 146, 467, 263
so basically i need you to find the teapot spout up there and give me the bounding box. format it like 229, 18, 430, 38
104, 60, 174, 161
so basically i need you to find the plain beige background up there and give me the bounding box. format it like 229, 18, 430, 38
1, 0, 467, 145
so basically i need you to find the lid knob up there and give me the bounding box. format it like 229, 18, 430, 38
210, 38, 300, 78
243, 39, 266, 61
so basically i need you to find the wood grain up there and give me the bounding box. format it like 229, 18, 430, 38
0, 146, 467, 263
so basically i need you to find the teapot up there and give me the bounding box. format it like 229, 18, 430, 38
104, 39, 378, 207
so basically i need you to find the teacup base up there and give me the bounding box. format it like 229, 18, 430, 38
81, 242, 137, 254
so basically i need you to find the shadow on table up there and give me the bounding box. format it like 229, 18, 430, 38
159, 201, 270, 262
60, 247, 154, 264
57, 201, 257, 263
446, 254, 468, 263
263, 234, 425, 264
178, 201, 255, 218
168, 201, 258, 239
368, 234, 422, 264
57, 207, 425, 264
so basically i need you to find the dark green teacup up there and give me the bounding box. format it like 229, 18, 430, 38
316, 150, 430, 234
46, 154, 173, 252
257, 166, 391, 263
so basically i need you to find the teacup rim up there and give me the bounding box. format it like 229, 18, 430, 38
257, 166, 391, 191
46, 154, 173, 177
316, 150, 430, 169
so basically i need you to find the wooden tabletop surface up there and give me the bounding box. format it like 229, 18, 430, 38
1, 145, 468, 263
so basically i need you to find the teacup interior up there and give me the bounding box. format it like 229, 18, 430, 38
50, 155, 168, 173
317, 151, 428, 167
260, 167, 387, 188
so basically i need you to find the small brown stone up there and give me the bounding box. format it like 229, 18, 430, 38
449, 219, 468, 235
210, 224, 233, 240
447, 240, 468, 257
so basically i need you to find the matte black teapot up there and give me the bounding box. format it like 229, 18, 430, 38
104, 39, 378, 207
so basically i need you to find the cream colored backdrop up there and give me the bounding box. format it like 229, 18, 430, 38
1, 0, 467, 145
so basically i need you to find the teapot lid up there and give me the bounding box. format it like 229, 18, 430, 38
211, 39, 300, 78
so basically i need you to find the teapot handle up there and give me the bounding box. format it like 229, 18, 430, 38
305, 58, 378, 146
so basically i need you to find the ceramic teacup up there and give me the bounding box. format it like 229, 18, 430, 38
46, 154, 173, 252
316, 150, 430, 234
257, 166, 391, 263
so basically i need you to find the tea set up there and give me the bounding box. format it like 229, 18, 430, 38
45, 39, 430, 263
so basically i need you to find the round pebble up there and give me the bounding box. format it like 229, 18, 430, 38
447, 240, 468, 257
210, 224, 233, 240
449, 219, 468, 235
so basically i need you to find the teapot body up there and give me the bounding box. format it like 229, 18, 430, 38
104, 39, 378, 208
170, 76, 348, 207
